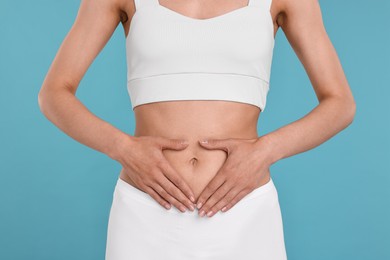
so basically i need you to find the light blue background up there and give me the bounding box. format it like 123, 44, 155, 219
0, 0, 389, 259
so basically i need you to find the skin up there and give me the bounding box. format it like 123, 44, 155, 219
38, 0, 356, 218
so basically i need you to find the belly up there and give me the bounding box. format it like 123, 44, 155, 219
119, 100, 261, 200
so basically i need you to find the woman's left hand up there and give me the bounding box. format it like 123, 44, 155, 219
195, 136, 274, 218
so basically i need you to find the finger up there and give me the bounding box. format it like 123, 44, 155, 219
142, 184, 172, 210
198, 139, 236, 155
160, 161, 196, 204
152, 182, 189, 213
196, 174, 226, 211
198, 182, 231, 217
207, 187, 242, 217
219, 188, 250, 213
159, 138, 190, 151
157, 174, 195, 212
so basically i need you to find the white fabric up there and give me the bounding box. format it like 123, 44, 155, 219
105, 177, 287, 260
126, 0, 275, 111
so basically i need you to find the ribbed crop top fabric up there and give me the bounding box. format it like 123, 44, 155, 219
126, 0, 275, 111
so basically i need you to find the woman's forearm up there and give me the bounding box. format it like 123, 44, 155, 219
38, 89, 130, 162
260, 96, 356, 165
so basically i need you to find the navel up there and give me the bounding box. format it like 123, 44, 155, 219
189, 157, 198, 166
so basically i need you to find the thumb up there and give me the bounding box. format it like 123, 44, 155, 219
198, 139, 232, 153
160, 138, 189, 151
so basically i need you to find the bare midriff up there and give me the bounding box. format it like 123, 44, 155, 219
119, 100, 262, 200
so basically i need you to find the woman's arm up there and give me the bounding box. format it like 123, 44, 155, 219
37, 0, 196, 210
194, 0, 357, 217
38, 0, 128, 160
260, 0, 356, 165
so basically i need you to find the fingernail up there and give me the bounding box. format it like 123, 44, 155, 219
221, 206, 227, 212
207, 211, 213, 217
190, 196, 195, 203
200, 140, 208, 144
189, 204, 195, 211
165, 204, 171, 210
196, 202, 202, 209
199, 210, 205, 217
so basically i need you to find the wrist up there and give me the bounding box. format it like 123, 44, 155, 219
255, 134, 282, 166
108, 131, 135, 163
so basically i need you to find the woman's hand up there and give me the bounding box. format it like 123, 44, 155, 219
195, 136, 274, 217
116, 135, 196, 212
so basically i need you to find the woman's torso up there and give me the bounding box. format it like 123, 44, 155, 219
119, 100, 261, 199
119, 0, 278, 200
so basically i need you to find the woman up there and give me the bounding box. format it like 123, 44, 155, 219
38, 0, 356, 259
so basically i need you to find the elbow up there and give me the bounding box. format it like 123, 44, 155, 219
38, 78, 77, 117
38, 89, 50, 116
37, 90, 45, 115
323, 94, 356, 127
347, 101, 356, 125
343, 97, 356, 127
38, 84, 75, 118
38, 87, 56, 117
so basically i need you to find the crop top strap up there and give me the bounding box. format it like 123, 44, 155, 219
134, 0, 159, 11
248, 0, 272, 11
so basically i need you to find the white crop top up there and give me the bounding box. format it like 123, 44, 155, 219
126, 0, 275, 111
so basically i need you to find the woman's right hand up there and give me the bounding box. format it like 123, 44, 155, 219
116, 135, 196, 212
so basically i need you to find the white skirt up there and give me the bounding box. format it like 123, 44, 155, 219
105, 177, 287, 260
